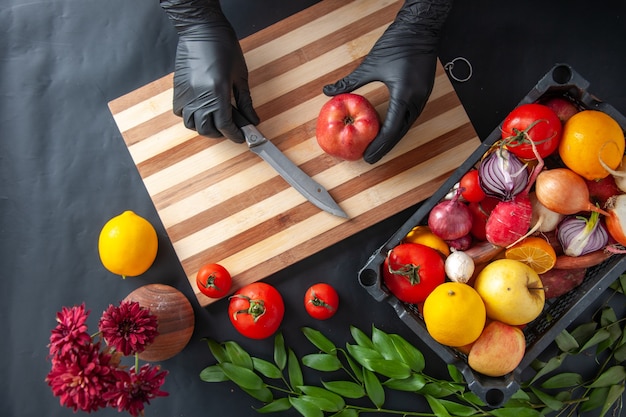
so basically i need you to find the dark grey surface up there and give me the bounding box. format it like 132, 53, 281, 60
1, 1, 625, 416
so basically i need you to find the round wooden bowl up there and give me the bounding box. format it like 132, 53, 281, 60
123, 283, 195, 362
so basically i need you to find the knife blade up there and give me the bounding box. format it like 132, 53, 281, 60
232, 108, 348, 218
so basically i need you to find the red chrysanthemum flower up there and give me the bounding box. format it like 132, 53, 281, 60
45, 340, 117, 413
48, 303, 91, 357
104, 364, 169, 417
98, 301, 159, 356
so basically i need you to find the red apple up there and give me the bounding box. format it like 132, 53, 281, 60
468, 320, 526, 377
316, 93, 380, 161
540, 96, 579, 123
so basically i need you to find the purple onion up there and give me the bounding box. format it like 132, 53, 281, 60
557, 212, 608, 257
479, 148, 529, 201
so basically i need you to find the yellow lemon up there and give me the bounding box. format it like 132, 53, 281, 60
423, 282, 486, 347
98, 210, 158, 278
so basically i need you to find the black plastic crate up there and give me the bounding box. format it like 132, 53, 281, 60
358, 63, 626, 408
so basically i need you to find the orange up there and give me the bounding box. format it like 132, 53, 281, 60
98, 210, 158, 278
423, 282, 486, 347
559, 110, 625, 180
403, 225, 450, 256
505, 236, 557, 274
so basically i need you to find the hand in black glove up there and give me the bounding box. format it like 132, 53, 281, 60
323, 0, 452, 163
160, 0, 259, 143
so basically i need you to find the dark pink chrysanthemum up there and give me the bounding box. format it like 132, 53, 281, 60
48, 303, 92, 357
45, 340, 117, 413
104, 364, 169, 417
98, 301, 159, 356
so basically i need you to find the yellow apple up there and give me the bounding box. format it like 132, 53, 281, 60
468, 320, 526, 377
473, 259, 545, 325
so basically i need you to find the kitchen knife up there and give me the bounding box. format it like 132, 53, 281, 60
232, 108, 348, 218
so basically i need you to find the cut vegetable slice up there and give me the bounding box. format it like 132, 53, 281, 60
504, 236, 557, 274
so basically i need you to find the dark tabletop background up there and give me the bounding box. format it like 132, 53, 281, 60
2, 1, 625, 416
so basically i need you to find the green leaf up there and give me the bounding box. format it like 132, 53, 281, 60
350, 325, 374, 349
600, 306, 617, 327
322, 380, 365, 399
299, 386, 345, 411
218, 362, 264, 390
344, 351, 363, 382
255, 398, 292, 413
418, 382, 458, 398
383, 374, 427, 392
288, 347, 304, 392
371, 327, 402, 361
302, 353, 342, 372
425, 394, 452, 417
459, 391, 485, 407
554, 330, 579, 352
491, 407, 542, 417
299, 395, 343, 413
205, 338, 228, 363
224, 340, 253, 369
529, 387, 563, 411
363, 368, 384, 409
346, 343, 383, 369
529, 353, 567, 384
540, 372, 583, 389
447, 364, 463, 384
363, 358, 411, 379
570, 322, 598, 348
598, 383, 625, 417
289, 396, 324, 417
274, 332, 287, 370
586, 365, 626, 388
614, 342, 626, 362
302, 327, 336, 354
389, 333, 425, 372
199, 364, 229, 383
579, 329, 611, 352
252, 357, 283, 379
330, 409, 358, 417
580, 386, 609, 412
242, 385, 273, 402
438, 399, 481, 416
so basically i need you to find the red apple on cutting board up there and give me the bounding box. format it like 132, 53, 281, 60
316, 93, 380, 161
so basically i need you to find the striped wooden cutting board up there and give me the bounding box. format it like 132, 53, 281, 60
108, 0, 481, 307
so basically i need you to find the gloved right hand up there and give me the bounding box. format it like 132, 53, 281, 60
160, 0, 259, 143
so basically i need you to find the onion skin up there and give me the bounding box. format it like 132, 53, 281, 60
535, 168, 609, 216
605, 194, 626, 245
479, 148, 529, 201
428, 189, 472, 241
530, 191, 564, 233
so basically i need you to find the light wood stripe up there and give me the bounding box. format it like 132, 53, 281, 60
108, 0, 481, 307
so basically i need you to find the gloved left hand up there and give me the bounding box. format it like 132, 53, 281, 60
160, 0, 259, 143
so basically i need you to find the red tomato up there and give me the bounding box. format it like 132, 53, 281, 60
501, 103, 562, 160
196, 263, 232, 298
459, 169, 486, 202
228, 282, 284, 340
382, 243, 445, 304
304, 283, 339, 320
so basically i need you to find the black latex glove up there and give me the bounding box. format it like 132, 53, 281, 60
160, 0, 259, 143
323, 0, 453, 163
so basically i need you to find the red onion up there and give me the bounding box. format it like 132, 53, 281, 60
557, 211, 609, 257
479, 148, 529, 201
446, 234, 473, 251
428, 189, 473, 241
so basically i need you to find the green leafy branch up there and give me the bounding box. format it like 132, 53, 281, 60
200, 277, 626, 417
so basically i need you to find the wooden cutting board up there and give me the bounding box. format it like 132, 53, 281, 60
108, 0, 480, 307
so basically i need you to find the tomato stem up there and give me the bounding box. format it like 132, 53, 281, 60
200, 273, 221, 291
308, 291, 335, 311
230, 294, 266, 322
387, 261, 422, 285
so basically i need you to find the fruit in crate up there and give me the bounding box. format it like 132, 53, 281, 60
473, 259, 545, 326
467, 320, 526, 377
